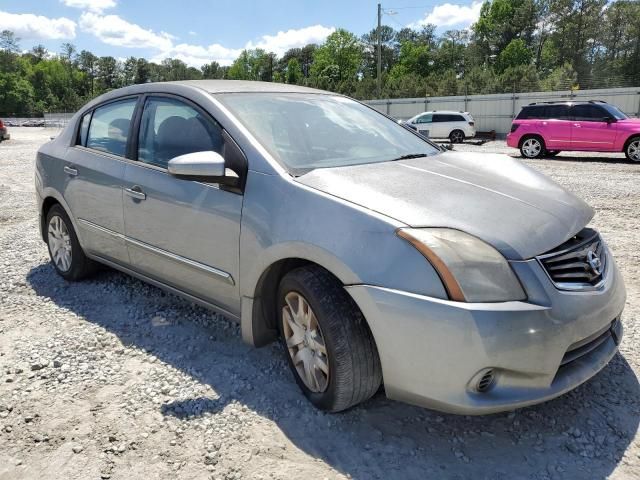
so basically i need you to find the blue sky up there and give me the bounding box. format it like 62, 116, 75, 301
0, 0, 483, 66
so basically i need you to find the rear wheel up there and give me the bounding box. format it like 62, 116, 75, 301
46, 204, 95, 281
520, 136, 545, 159
625, 137, 640, 162
277, 266, 382, 412
449, 129, 465, 143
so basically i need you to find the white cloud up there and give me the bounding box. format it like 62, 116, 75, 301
154, 25, 335, 67
412, 1, 483, 28
60, 0, 116, 13
79, 12, 174, 50
247, 25, 335, 56
0, 11, 76, 40
78, 11, 333, 68
188, 31, 197, 36
152, 42, 242, 67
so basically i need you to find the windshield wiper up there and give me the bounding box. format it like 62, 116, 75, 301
391, 153, 429, 161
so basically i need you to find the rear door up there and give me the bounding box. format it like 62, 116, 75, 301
570, 104, 618, 150
540, 104, 571, 149
63, 97, 138, 265
122, 95, 244, 313
430, 114, 447, 137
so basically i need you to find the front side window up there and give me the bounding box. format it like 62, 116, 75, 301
415, 114, 432, 124
86, 98, 137, 157
138, 96, 224, 168
571, 105, 607, 122
77, 112, 91, 146
217, 93, 440, 175
600, 104, 628, 120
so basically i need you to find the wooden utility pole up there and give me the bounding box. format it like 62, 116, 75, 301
377, 3, 382, 98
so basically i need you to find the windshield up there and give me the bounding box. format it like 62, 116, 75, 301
217, 93, 440, 175
600, 104, 628, 120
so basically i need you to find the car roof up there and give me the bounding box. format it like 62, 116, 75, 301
414, 110, 470, 116
171, 80, 328, 94
523, 101, 607, 108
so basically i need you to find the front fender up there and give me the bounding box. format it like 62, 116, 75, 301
238, 170, 447, 346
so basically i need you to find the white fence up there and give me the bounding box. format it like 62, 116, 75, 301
365, 87, 640, 136
3, 113, 74, 128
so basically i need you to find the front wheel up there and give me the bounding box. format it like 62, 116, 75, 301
278, 266, 382, 412
520, 137, 545, 159
625, 137, 640, 162
46, 204, 96, 280
449, 129, 465, 143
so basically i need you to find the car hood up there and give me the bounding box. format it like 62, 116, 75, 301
296, 152, 594, 260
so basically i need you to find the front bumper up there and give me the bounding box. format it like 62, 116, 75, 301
346, 251, 626, 415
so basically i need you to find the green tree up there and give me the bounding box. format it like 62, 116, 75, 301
286, 57, 302, 84
495, 38, 532, 73
311, 29, 362, 88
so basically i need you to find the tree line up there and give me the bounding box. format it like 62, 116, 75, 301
1, 0, 639, 116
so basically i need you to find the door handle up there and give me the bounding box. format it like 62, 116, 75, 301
125, 186, 146, 201
64, 165, 78, 176
573, 123, 582, 128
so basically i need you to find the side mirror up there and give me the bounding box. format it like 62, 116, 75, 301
603, 116, 615, 124
168, 151, 226, 180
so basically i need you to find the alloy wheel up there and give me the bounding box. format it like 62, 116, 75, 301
450, 130, 464, 143
48, 215, 72, 272
522, 138, 542, 158
628, 140, 640, 162
282, 291, 330, 393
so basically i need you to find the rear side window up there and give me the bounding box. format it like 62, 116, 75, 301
433, 114, 466, 122
86, 98, 137, 157
571, 105, 607, 121
543, 105, 570, 119
137, 96, 224, 169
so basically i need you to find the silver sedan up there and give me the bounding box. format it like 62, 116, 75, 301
35, 80, 626, 414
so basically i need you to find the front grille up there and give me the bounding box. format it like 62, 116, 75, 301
538, 228, 606, 290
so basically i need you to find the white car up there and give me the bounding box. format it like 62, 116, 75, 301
404, 111, 476, 143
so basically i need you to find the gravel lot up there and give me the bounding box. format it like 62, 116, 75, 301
1, 129, 639, 480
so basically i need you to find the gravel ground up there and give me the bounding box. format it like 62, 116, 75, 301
0, 129, 639, 480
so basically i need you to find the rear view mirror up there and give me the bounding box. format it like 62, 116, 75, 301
168, 151, 226, 179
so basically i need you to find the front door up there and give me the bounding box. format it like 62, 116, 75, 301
63, 97, 138, 265
570, 104, 618, 151
413, 113, 433, 138
123, 95, 244, 313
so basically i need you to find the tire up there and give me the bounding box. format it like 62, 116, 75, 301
625, 137, 640, 162
449, 129, 465, 143
520, 136, 545, 159
45, 204, 95, 281
545, 150, 561, 157
277, 265, 382, 412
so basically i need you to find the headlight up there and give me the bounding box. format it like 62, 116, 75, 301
397, 228, 526, 302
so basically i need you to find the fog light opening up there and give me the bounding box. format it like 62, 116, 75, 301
476, 369, 496, 393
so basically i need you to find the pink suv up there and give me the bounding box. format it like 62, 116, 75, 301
507, 101, 640, 161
